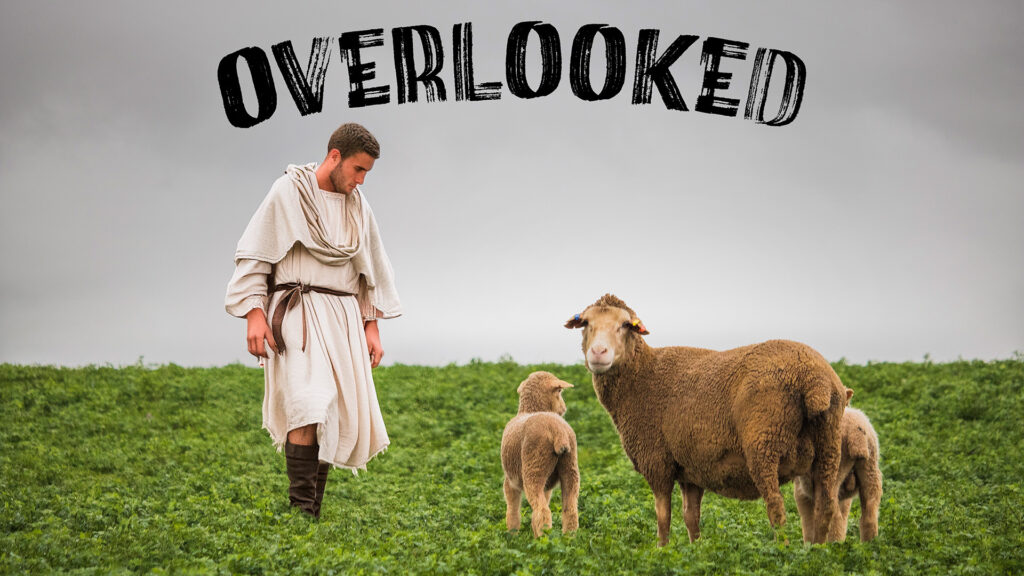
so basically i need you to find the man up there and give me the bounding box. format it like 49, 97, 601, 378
225, 123, 401, 518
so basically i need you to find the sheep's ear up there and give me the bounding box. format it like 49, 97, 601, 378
554, 381, 574, 390
845, 388, 854, 404
628, 318, 650, 335
565, 313, 586, 329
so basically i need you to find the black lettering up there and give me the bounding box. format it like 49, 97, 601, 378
570, 24, 626, 101
339, 29, 391, 108
453, 23, 502, 101
392, 26, 447, 104
505, 21, 562, 99
631, 30, 698, 110
217, 47, 277, 128
745, 48, 807, 126
271, 38, 331, 116
695, 37, 748, 117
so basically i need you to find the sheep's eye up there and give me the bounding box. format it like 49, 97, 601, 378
621, 321, 631, 329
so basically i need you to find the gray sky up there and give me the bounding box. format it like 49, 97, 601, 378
1, 1, 1022, 367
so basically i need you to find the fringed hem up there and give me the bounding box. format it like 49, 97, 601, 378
330, 442, 390, 476
266, 424, 286, 452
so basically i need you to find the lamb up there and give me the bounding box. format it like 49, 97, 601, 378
795, 392, 882, 542
500, 371, 580, 538
565, 294, 848, 545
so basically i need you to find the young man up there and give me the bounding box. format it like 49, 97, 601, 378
225, 123, 401, 518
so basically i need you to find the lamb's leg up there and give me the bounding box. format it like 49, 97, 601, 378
525, 484, 552, 538
794, 477, 817, 543
522, 443, 557, 537
558, 456, 579, 533
504, 476, 522, 531
544, 488, 554, 527
680, 483, 704, 542
855, 459, 882, 541
543, 489, 554, 530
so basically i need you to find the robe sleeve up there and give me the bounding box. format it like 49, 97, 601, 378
357, 275, 382, 322
225, 259, 273, 318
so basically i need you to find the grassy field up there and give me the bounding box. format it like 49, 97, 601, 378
1, 357, 1022, 575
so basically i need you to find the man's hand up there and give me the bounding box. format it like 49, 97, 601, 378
364, 320, 383, 368
246, 307, 279, 358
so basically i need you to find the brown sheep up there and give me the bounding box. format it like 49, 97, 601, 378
795, 393, 882, 542
500, 371, 580, 538
565, 294, 847, 546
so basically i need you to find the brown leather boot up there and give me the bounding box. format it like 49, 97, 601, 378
285, 441, 319, 518
313, 462, 331, 518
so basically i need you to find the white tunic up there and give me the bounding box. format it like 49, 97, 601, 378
226, 186, 389, 473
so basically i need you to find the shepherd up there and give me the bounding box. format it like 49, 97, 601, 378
225, 122, 401, 518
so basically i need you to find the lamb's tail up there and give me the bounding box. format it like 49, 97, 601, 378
552, 428, 573, 456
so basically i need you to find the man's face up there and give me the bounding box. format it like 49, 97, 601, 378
329, 151, 375, 194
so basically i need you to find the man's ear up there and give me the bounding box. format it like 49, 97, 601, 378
565, 313, 586, 329
325, 148, 342, 167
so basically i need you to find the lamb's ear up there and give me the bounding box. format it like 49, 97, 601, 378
565, 313, 586, 329
554, 381, 574, 390
845, 388, 854, 404
628, 318, 650, 335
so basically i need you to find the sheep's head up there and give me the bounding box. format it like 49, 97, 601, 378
565, 294, 649, 375
516, 371, 574, 414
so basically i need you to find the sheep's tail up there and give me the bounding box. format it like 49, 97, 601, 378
552, 428, 573, 456
802, 378, 834, 417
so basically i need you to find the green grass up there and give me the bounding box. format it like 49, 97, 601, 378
1, 358, 1022, 575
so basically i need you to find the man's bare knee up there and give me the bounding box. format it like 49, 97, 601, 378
288, 424, 318, 446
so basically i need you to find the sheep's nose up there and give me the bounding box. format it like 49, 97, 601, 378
590, 345, 608, 357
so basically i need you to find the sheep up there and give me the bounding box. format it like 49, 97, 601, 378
795, 392, 882, 542
565, 294, 847, 545
500, 371, 580, 538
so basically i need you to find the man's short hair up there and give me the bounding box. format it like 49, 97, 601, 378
327, 123, 380, 159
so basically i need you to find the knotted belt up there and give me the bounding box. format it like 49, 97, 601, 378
270, 282, 354, 353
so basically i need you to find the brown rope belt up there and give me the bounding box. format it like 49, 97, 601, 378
270, 282, 354, 353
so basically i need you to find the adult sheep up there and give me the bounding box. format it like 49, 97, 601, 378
565, 294, 847, 545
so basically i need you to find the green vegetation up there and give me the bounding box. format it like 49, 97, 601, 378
2, 358, 1022, 574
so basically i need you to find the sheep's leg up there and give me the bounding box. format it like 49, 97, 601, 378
794, 477, 817, 543
504, 476, 522, 531
558, 456, 580, 533
811, 412, 843, 544
855, 460, 882, 541
680, 483, 704, 542
653, 489, 673, 547
829, 496, 852, 542
746, 450, 787, 533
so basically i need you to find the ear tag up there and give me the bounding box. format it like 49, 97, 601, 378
574, 314, 581, 322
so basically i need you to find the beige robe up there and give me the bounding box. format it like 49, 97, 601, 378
226, 172, 397, 473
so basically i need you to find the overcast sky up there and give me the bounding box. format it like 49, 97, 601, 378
1, 1, 1021, 368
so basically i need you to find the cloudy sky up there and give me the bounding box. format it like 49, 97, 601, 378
1, 1, 1021, 368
